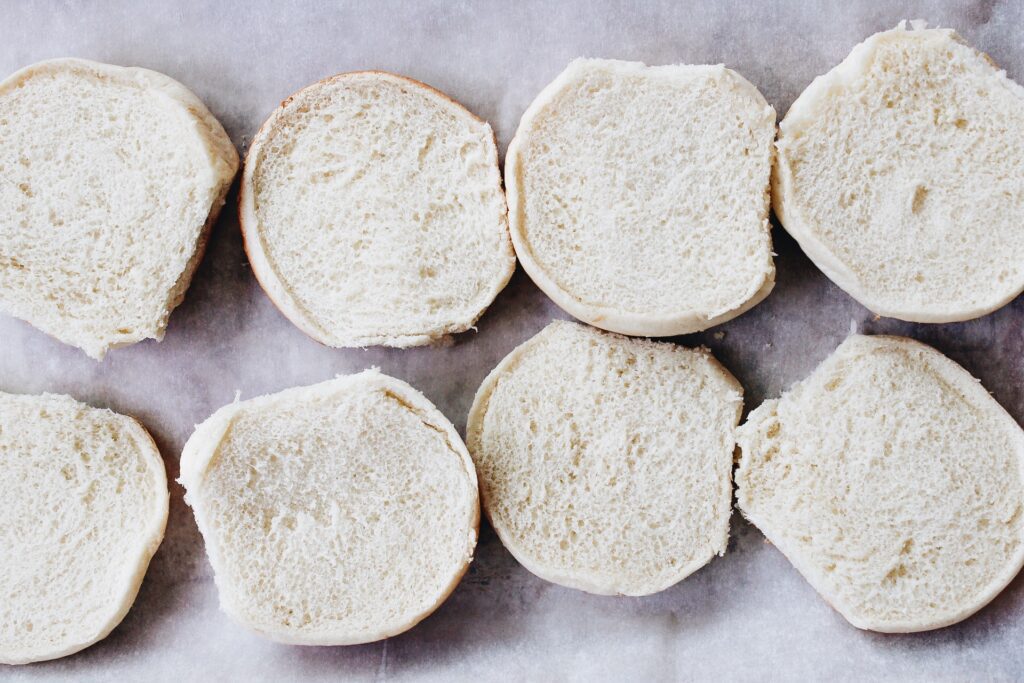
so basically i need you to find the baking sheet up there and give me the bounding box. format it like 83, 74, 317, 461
3, 0, 1024, 680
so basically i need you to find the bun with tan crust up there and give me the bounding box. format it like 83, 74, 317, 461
239, 71, 515, 349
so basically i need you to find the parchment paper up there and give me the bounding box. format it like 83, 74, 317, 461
3, 1, 1024, 680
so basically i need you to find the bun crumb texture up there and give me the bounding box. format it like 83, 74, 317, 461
179, 371, 479, 645
774, 23, 1024, 322
467, 321, 743, 596
737, 335, 1024, 632
506, 58, 776, 336
0, 392, 168, 665
241, 71, 515, 349
0, 58, 238, 359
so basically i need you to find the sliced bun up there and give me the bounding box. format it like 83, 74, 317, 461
774, 22, 1024, 322
179, 370, 479, 645
0, 58, 239, 359
736, 335, 1024, 632
466, 320, 742, 596
240, 71, 515, 348
505, 58, 776, 336
0, 392, 168, 664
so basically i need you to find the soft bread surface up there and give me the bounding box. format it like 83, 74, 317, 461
736, 335, 1024, 632
179, 371, 479, 645
774, 22, 1024, 322
0, 58, 239, 359
466, 321, 742, 595
240, 71, 515, 348
505, 59, 776, 336
0, 392, 168, 664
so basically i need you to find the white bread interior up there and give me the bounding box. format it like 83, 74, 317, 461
179, 370, 479, 645
505, 58, 776, 336
240, 71, 515, 349
0, 392, 168, 664
467, 320, 742, 596
736, 334, 1024, 632
774, 22, 1024, 322
0, 58, 239, 359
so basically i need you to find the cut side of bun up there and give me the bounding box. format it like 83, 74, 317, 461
179, 370, 479, 645
505, 58, 776, 336
240, 71, 515, 349
0, 392, 168, 664
466, 320, 742, 596
736, 334, 1024, 632
0, 58, 239, 359
774, 21, 1024, 322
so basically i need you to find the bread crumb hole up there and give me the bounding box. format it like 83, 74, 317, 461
910, 184, 928, 214
884, 564, 908, 583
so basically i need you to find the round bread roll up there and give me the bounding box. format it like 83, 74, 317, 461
0, 58, 239, 359
466, 320, 743, 596
0, 392, 169, 664
736, 335, 1024, 632
179, 370, 479, 645
240, 71, 515, 348
774, 22, 1024, 322
505, 58, 776, 337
